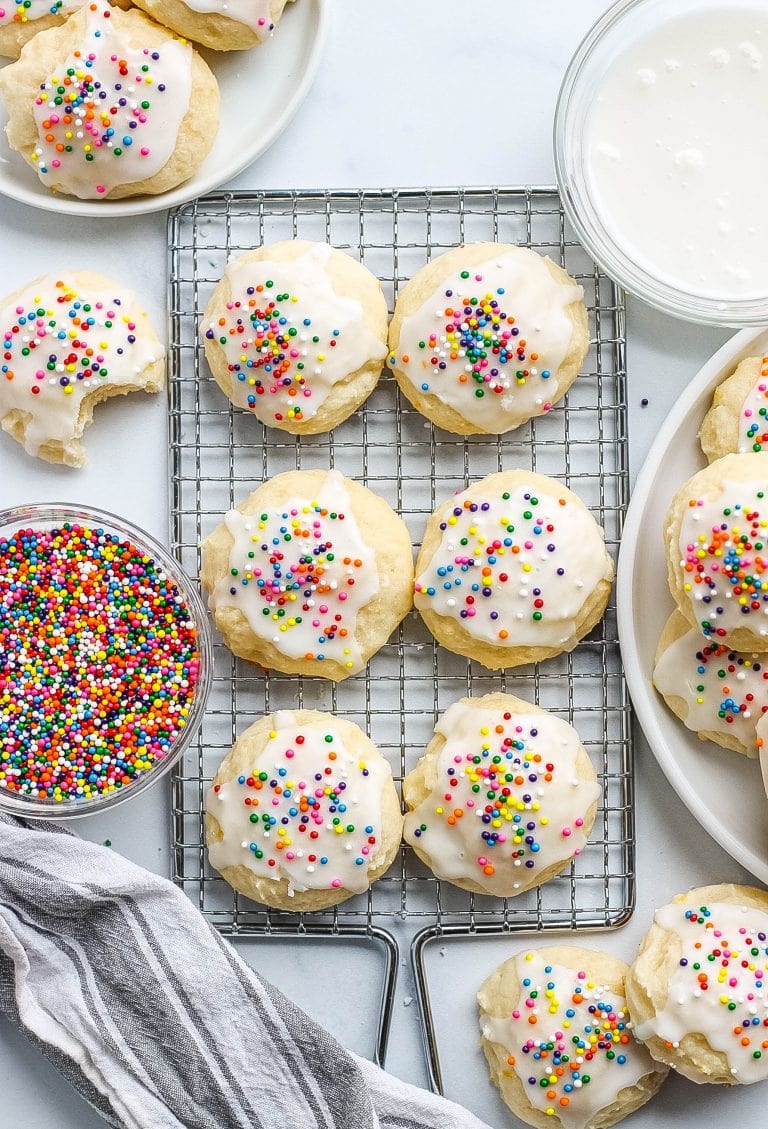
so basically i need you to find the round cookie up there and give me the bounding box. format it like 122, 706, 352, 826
0, 3, 220, 201
202, 241, 388, 434
625, 883, 768, 1085
0, 270, 164, 467
700, 353, 768, 462
654, 610, 768, 757
200, 469, 414, 681
205, 710, 403, 911
478, 945, 668, 1129
664, 452, 768, 651
387, 243, 588, 436
413, 470, 614, 669
0, 0, 132, 59
131, 0, 289, 51
403, 693, 600, 897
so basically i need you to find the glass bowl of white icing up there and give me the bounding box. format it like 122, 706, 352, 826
555, 0, 768, 326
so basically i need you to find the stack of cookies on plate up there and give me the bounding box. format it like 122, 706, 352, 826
654, 351, 768, 786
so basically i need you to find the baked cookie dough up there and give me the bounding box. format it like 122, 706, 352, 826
0, 270, 164, 467
131, 0, 290, 51
202, 241, 388, 434
625, 883, 768, 1085
0, 3, 220, 200
700, 353, 768, 462
414, 470, 613, 669
0, 0, 132, 58
387, 243, 588, 435
654, 610, 768, 757
478, 945, 668, 1129
664, 452, 768, 651
200, 469, 414, 681
403, 693, 600, 897
205, 710, 402, 911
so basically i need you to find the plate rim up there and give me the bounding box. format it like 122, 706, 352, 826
0, 0, 328, 219
617, 324, 768, 884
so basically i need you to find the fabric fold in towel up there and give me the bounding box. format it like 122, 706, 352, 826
0, 813, 491, 1129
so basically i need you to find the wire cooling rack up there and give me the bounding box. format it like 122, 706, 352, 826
167, 186, 633, 1074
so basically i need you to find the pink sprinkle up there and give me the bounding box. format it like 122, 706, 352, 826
96, 186, 106, 194
331, 878, 341, 888
140, 147, 150, 157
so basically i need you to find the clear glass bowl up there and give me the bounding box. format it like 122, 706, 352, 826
0, 503, 213, 819
554, 0, 768, 327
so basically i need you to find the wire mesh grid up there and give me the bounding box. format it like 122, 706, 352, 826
167, 187, 634, 945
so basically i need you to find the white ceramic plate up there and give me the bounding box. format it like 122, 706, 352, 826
0, 0, 327, 218
617, 326, 768, 884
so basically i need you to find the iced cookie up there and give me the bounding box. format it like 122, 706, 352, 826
202, 242, 388, 434
0, 270, 164, 467
700, 354, 768, 462
0, 3, 220, 200
200, 469, 414, 681
414, 470, 613, 669
131, 0, 290, 51
387, 243, 588, 435
664, 452, 768, 651
403, 693, 600, 897
654, 611, 768, 757
205, 710, 403, 911
478, 946, 668, 1129
0, 0, 131, 58
625, 883, 768, 1085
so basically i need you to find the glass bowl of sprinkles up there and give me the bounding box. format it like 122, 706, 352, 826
0, 503, 213, 818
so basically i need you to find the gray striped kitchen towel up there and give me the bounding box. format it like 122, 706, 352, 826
0, 813, 491, 1129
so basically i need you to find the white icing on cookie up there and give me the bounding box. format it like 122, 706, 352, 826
677, 479, 768, 639
0, 274, 161, 457
404, 702, 599, 896
183, 0, 273, 38
31, 5, 193, 199
482, 952, 662, 1129
0, 0, 79, 26
210, 471, 379, 674
415, 479, 612, 651
392, 248, 583, 431
206, 711, 389, 895
636, 900, 768, 1083
204, 245, 386, 427
654, 627, 768, 744
740, 358, 768, 452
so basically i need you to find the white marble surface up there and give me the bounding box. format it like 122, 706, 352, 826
0, 1, 761, 1126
